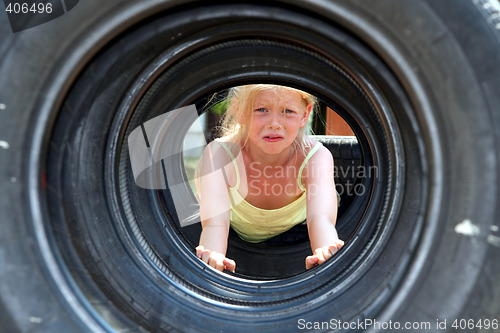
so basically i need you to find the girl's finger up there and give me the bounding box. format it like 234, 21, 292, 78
328, 245, 338, 257
223, 258, 236, 273
313, 248, 324, 262
214, 257, 225, 272
195, 245, 205, 258
319, 247, 330, 262
201, 250, 211, 264
305, 255, 319, 269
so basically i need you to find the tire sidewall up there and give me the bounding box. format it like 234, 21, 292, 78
0, 1, 499, 332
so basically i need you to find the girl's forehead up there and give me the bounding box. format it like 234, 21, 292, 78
253, 88, 305, 105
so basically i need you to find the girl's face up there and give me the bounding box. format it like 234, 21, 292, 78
244, 88, 312, 156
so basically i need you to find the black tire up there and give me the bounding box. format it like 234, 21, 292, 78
1, 1, 500, 332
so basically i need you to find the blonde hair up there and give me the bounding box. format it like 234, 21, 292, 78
218, 84, 316, 155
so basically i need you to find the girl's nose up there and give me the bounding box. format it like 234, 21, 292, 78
268, 112, 283, 129
268, 117, 282, 129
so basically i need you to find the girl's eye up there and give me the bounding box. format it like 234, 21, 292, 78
283, 109, 295, 114
255, 108, 267, 112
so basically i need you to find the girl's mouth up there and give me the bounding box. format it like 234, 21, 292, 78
263, 135, 283, 142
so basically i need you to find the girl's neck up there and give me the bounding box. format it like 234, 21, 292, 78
242, 142, 297, 168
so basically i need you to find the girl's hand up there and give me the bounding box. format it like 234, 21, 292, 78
196, 245, 236, 273
305, 239, 344, 270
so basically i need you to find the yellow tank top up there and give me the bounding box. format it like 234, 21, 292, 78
216, 140, 323, 243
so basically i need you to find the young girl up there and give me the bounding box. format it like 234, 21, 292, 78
195, 84, 343, 273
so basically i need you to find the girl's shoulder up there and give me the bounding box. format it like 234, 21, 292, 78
300, 137, 333, 169
300, 139, 334, 188
201, 135, 243, 173
203, 136, 240, 188
211, 135, 241, 158
214, 134, 239, 145
301, 137, 325, 157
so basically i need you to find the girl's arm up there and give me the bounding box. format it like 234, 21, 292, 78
303, 146, 344, 269
196, 142, 236, 272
